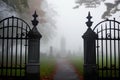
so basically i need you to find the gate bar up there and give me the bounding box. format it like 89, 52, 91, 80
118, 24, 120, 77
25, 24, 28, 75
105, 23, 108, 77
97, 29, 99, 79
15, 18, 19, 76
1, 21, 5, 76
10, 17, 14, 76
6, 19, 9, 76
109, 21, 112, 78
114, 18, 117, 77
101, 25, 104, 78
20, 21, 23, 76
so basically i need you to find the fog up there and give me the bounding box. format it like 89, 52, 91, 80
43, 0, 120, 56
0, 0, 120, 57
0, 0, 56, 54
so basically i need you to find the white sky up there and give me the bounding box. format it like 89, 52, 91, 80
45, 0, 120, 53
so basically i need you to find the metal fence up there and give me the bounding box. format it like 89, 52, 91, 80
83, 12, 120, 80
94, 18, 120, 79
0, 11, 42, 80
0, 16, 30, 79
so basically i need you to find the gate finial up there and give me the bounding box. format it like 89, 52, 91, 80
86, 12, 93, 28
32, 11, 39, 27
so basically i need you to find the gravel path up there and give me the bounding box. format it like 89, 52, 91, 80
54, 58, 80, 80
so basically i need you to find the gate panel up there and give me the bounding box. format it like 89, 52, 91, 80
94, 19, 120, 79
0, 16, 30, 79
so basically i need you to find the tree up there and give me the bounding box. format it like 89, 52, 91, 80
0, 0, 56, 44
74, 0, 120, 19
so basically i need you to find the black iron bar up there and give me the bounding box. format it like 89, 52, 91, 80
105, 23, 108, 77
3, 21, 7, 77
114, 18, 117, 77
118, 24, 120, 78
20, 21, 23, 76
15, 18, 18, 76
110, 21, 112, 78
10, 17, 14, 76
101, 25, 104, 78
97, 29, 99, 79
6, 19, 9, 76
25, 25, 28, 76
1, 22, 5, 76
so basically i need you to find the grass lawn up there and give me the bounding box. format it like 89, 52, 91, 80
0, 56, 56, 78
67, 54, 120, 78
40, 56, 56, 78
0, 69, 25, 76
97, 57, 119, 77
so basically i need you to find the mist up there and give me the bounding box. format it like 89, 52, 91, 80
0, 0, 56, 44
0, 0, 57, 55
43, 0, 120, 57
0, 0, 120, 57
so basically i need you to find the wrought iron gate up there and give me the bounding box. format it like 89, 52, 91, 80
83, 12, 120, 80
0, 16, 31, 79
93, 18, 120, 79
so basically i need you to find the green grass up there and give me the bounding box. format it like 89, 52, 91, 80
99, 70, 119, 77
40, 56, 56, 77
98, 57, 119, 77
0, 68, 25, 76
67, 54, 119, 78
0, 56, 56, 77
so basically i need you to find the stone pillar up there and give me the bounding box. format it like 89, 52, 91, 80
26, 11, 42, 80
82, 12, 98, 80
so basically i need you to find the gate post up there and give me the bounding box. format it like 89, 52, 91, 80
27, 11, 42, 80
82, 12, 98, 80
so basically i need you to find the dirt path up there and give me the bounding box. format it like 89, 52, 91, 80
54, 58, 80, 80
